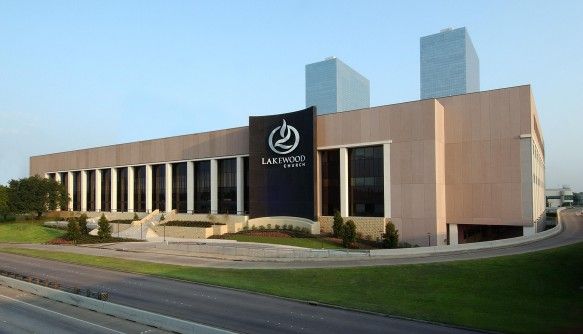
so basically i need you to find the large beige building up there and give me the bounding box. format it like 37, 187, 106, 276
30, 85, 545, 246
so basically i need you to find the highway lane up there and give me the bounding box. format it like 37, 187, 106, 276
0, 284, 168, 334
0, 254, 477, 334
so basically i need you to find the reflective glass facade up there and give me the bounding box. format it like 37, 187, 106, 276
172, 162, 187, 213
194, 161, 210, 213
101, 169, 111, 212
134, 166, 146, 212
306, 58, 370, 115
117, 167, 128, 212
152, 164, 165, 211
86, 170, 96, 211
420, 27, 479, 99
321, 149, 340, 216
218, 158, 237, 214
349, 146, 384, 217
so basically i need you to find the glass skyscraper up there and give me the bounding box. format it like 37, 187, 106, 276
420, 27, 480, 99
306, 57, 370, 115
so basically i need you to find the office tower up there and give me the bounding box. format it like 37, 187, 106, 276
306, 57, 370, 115
420, 27, 480, 99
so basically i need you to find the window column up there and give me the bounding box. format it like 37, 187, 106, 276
111, 168, 118, 212
339, 147, 349, 217
165, 163, 172, 213
146, 165, 153, 213
187, 161, 194, 214
81, 170, 88, 212
383, 143, 391, 219
236, 156, 244, 215
67, 172, 74, 211
210, 159, 218, 214
95, 169, 102, 212
127, 166, 134, 212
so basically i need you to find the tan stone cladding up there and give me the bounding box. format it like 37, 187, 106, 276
152, 225, 213, 239
318, 216, 388, 240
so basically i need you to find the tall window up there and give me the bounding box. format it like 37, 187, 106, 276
152, 165, 165, 211
117, 168, 128, 212
349, 146, 384, 217
134, 166, 146, 212
321, 149, 340, 216
72, 171, 81, 211
194, 161, 210, 213
47, 173, 56, 181
243, 157, 249, 214
172, 162, 187, 213
218, 158, 237, 214
86, 170, 96, 211
101, 169, 111, 212
60, 172, 68, 210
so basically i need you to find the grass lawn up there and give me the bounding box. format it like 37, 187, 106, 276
1, 243, 582, 333
222, 234, 342, 249
0, 221, 66, 243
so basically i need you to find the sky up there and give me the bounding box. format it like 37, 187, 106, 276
0, 0, 582, 190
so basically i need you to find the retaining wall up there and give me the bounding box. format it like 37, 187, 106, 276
152, 225, 213, 239
318, 216, 387, 240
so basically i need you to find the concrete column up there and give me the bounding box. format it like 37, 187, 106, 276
236, 156, 244, 214
339, 147, 349, 217
523, 225, 536, 237
67, 172, 74, 211
111, 168, 117, 212
44, 173, 49, 179
383, 143, 391, 218
448, 224, 459, 245
211, 159, 218, 214
165, 163, 173, 213
95, 169, 102, 212
187, 161, 194, 214
81, 170, 87, 212
54, 173, 62, 212
146, 165, 153, 213
127, 166, 134, 212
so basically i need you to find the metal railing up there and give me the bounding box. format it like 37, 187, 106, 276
0, 269, 110, 301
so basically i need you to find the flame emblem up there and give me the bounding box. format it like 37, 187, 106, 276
268, 119, 300, 155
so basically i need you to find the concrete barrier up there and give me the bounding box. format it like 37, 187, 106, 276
0, 275, 234, 334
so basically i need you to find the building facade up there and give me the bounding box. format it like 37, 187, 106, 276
545, 186, 574, 208
420, 27, 480, 99
33, 85, 544, 246
305, 57, 370, 115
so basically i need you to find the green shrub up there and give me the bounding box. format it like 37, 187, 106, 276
332, 211, 344, 237
79, 213, 89, 235
97, 214, 112, 240
160, 214, 165, 222
133, 213, 139, 221
282, 224, 288, 230
258, 225, 266, 230
301, 227, 310, 234
342, 220, 356, 247
383, 221, 399, 249
242, 225, 249, 231
66, 220, 81, 241
251, 225, 257, 230
274, 224, 280, 230
266, 224, 272, 230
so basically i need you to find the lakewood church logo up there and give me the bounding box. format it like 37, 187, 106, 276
268, 119, 300, 155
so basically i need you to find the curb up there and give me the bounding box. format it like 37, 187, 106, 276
0, 275, 235, 334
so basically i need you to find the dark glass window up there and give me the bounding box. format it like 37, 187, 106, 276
134, 166, 146, 212
194, 161, 210, 213
321, 149, 340, 216
218, 158, 237, 214
349, 146, 384, 217
72, 171, 81, 211
47, 173, 56, 181
86, 170, 96, 211
152, 165, 165, 211
101, 169, 111, 212
117, 168, 128, 212
60, 172, 68, 210
243, 157, 249, 214
172, 162, 187, 213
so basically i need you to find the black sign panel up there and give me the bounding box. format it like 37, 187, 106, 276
248, 107, 317, 220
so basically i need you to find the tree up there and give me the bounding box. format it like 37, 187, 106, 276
97, 214, 111, 240
342, 220, 356, 248
7, 176, 69, 219
332, 210, 344, 237
0, 185, 9, 221
383, 221, 399, 249
66, 220, 81, 242
78, 213, 89, 235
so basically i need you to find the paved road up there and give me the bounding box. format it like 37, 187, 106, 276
5, 208, 583, 269
0, 254, 477, 334
0, 284, 168, 334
